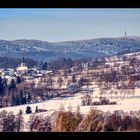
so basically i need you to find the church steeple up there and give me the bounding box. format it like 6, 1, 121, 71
22, 57, 25, 63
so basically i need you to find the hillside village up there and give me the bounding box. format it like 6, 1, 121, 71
0, 52, 140, 109
1, 52, 140, 132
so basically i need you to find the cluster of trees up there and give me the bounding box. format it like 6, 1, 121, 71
81, 94, 92, 106
0, 74, 66, 108
78, 77, 90, 87
27, 105, 83, 132
40, 57, 73, 71
97, 86, 135, 99
27, 114, 52, 132
28, 107, 140, 132
77, 58, 139, 99
40, 57, 95, 72
79, 56, 139, 84
81, 94, 116, 106
0, 57, 37, 68
2, 107, 140, 132
0, 76, 33, 108
0, 110, 24, 132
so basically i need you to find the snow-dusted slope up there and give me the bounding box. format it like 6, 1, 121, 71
1, 88, 140, 124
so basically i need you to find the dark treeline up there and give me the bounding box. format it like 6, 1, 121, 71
0, 74, 65, 108
0, 76, 25, 108
41, 57, 74, 71
43, 56, 106, 73
0, 57, 38, 68
0, 56, 92, 71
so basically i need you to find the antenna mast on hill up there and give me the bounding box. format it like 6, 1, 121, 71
125, 31, 127, 37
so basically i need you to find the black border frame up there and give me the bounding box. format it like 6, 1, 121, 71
0, 0, 140, 8
1, 131, 140, 139
0, 0, 140, 139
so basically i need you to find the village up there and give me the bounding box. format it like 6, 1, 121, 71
0, 52, 140, 115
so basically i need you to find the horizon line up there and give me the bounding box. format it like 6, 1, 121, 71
0, 35, 140, 43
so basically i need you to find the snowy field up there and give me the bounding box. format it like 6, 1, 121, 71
1, 87, 140, 124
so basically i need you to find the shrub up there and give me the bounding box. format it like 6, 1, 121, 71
109, 101, 117, 105
100, 97, 110, 105
92, 97, 117, 105
26, 106, 32, 114
92, 101, 101, 105
81, 94, 92, 106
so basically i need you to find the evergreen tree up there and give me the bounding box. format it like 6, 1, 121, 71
0, 77, 4, 96
9, 79, 16, 106
42, 62, 48, 70
11, 93, 16, 106
35, 106, 39, 113
23, 96, 27, 104
19, 90, 24, 104
3, 78, 7, 89
78, 77, 85, 87
65, 58, 73, 69
27, 93, 32, 103
15, 95, 20, 105
16, 76, 21, 84
72, 75, 77, 83
26, 106, 32, 114
9, 79, 16, 89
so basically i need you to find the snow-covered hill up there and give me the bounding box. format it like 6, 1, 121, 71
0, 36, 140, 61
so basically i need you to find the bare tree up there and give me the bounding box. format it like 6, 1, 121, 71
15, 110, 24, 132
114, 90, 118, 98
57, 77, 63, 90
109, 89, 114, 99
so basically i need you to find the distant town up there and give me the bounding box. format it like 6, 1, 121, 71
0, 51, 140, 107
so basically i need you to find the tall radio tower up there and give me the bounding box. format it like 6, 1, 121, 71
124, 31, 127, 37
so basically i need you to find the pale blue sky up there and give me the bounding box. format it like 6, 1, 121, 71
0, 8, 140, 42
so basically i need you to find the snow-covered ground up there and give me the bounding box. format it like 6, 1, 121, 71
1, 87, 140, 124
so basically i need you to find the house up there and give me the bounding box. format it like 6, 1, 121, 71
67, 83, 79, 93
81, 62, 89, 70
1, 69, 15, 78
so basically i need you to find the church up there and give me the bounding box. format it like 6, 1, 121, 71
16, 57, 28, 74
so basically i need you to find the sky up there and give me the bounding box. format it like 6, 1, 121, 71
0, 8, 140, 42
